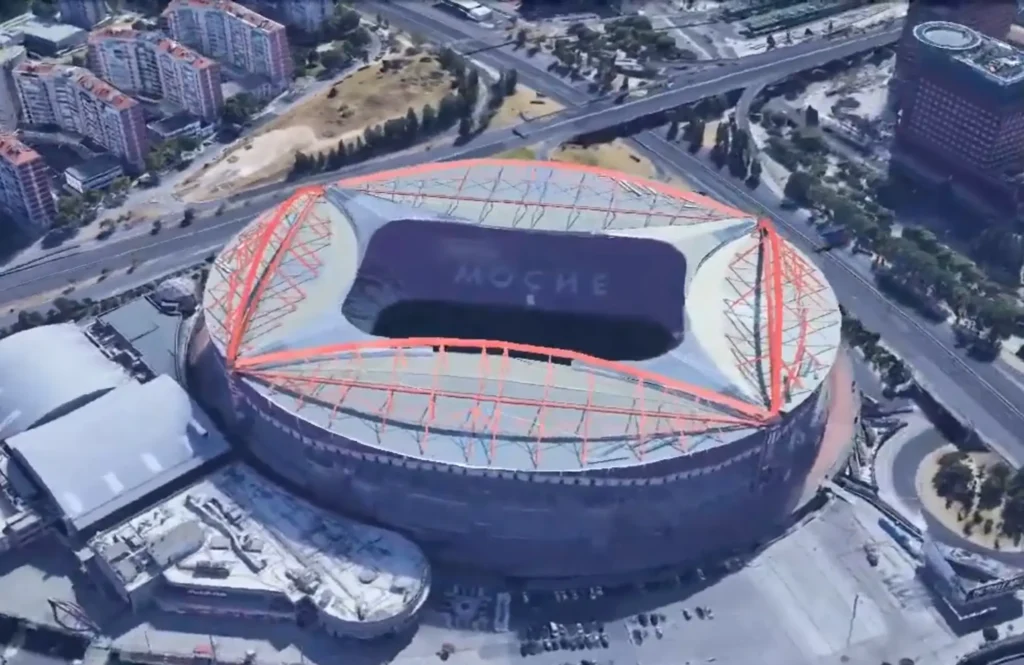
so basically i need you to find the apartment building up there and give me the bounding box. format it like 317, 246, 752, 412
59, 0, 109, 29
243, 0, 335, 34
895, 0, 1019, 85
14, 63, 148, 171
162, 0, 291, 85
0, 45, 26, 131
88, 28, 223, 121
894, 21, 1024, 214
0, 133, 55, 234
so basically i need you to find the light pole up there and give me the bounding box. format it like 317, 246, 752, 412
845, 592, 861, 650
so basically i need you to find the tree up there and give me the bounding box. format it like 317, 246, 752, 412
503, 68, 518, 96
31, 0, 57, 19
320, 47, 349, 72
932, 459, 975, 508
421, 103, 437, 134
978, 462, 1011, 510
744, 158, 763, 187
666, 120, 679, 141
405, 107, 420, 140
805, 105, 820, 127
784, 171, 813, 205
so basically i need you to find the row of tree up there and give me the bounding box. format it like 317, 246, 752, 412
292, 48, 497, 178
775, 119, 1024, 350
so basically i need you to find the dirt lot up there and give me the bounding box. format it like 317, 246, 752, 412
491, 87, 563, 129
550, 140, 691, 190
178, 56, 455, 202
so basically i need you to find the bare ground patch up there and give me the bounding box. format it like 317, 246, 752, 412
179, 57, 455, 202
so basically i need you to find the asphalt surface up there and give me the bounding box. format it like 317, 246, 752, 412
367, 3, 1024, 460
0, 18, 900, 293
3, 6, 1021, 461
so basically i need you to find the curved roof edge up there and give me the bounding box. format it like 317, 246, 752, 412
0, 323, 129, 439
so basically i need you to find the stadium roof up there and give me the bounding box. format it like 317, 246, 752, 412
8, 375, 230, 533
0, 323, 129, 439
203, 160, 841, 472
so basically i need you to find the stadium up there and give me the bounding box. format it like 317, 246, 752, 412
187, 159, 858, 583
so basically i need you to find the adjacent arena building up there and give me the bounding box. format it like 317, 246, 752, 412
188, 159, 857, 583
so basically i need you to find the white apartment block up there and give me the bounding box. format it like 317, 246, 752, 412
88, 29, 223, 121
14, 63, 148, 171
163, 0, 291, 85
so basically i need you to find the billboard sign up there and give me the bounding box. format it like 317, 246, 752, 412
345, 220, 688, 334
964, 575, 1024, 603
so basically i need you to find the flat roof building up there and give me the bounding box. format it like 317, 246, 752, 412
163, 0, 291, 86
1, 15, 87, 56
64, 153, 123, 193
895, 0, 1020, 85
14, 62, 148, 170
894, 21, 1024, 213
86, 463, 430, 639
0, 132, 55, 233
147, 111, 201, 141
7, 374, 230, 536
88, 28, 223, 121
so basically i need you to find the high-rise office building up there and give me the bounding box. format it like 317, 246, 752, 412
0, 44, 26, 131
895, 0, 1019, 84
894, 21, 1024, 212
14, 63, 148, 171
58, 0, 109, 29
88, 28, 223, 121
0, 133, 55, 234
162, 0, 291, 85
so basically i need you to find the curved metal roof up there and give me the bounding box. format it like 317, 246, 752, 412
202, 160, 842, 472
0, 323, 129, 438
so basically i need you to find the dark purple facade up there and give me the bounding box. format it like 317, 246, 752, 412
188, 315, 856, 583
345, 220, 688, 338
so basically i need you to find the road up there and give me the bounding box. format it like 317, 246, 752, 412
367, 2, 1024, 461
6, 4, 1020, 459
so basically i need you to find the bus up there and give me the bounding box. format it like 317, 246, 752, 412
441, 0, 494, 22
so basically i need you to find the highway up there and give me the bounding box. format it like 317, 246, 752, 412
367, 2, 1024, 461
3, 5, 1021, 459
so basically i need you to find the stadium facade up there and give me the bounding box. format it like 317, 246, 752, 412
188, 160, 856, 583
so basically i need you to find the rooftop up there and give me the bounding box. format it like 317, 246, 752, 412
91, 28, 217, 70
7, 375, 230, 534
164, 0, 285, 33
0, 132, 43, 167
203, 160, 842, 473
916, 21, 1024, 85
88, 463, 430, 626
149, 111, 201, 135
65, 153, 123, 181
13, 62, 137, 110
2, 15, 85, 45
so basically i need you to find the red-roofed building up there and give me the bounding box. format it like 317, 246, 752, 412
0, 133, 55, 233
88, 28, 223, 121
13, 63, 148, 171
163, 0, 291, 86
